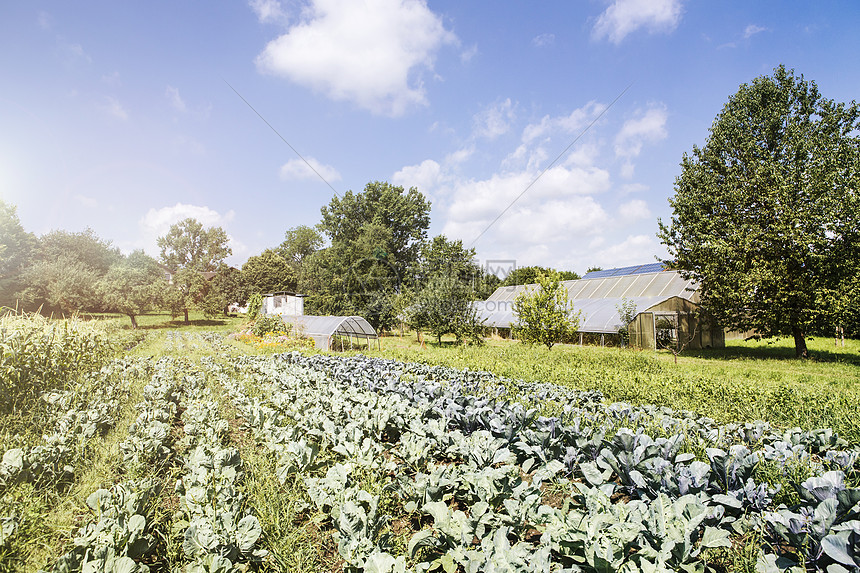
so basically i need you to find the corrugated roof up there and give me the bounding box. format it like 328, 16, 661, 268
475, 295, 692, 333
474, 270, 699, 334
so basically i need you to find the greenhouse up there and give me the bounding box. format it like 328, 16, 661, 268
279, 315, 380, 351
475, 267, 725, 350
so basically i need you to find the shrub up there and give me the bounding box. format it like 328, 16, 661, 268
251, 315, 288, 337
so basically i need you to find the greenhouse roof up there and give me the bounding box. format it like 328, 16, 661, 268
280, 315, 378, 349
581, 262, 666, 279
475, 295, 693, 333
486, 271, 697, 304
476, 270, 699, 334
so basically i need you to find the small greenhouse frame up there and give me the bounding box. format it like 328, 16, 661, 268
279, 315, 380, 351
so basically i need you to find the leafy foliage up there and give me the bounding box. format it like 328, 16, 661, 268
659, 65, 860, 357
306, 182, 431, 331
17, 228, 122, 314
513, 270, 581, 349
157, 218, 231, 273
500, 266, 580, 287
98, 251, 165, 328
0, 201, 36, 309
406, 274, 484, 345
241, 249, 296, 296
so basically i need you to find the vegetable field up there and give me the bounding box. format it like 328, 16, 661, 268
1, 321, 859, 572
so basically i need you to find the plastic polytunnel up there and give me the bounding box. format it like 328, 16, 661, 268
279, 315, 379, 350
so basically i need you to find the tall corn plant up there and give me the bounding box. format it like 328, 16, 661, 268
0, 312, 118, 414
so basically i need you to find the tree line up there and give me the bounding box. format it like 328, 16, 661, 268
0, 180, 579, 339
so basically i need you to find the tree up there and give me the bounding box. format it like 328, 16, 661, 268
0, 201, 36, 308
158, 218, 231, 272
406, 274, 484, 345
500, 266, 580, 287
513, 270, 581, 349
210, 264, 245, 315
242, 249, 296, 296
98, 251, 164, 328
308, 182, 432, 331
318, 181, 431, 280
279, 225, 324, 285
616, 297, 638, 347
18, 228, 121, 314
404, 236, 486, 344
658, 65, 860, 358
158, 218, 232, 322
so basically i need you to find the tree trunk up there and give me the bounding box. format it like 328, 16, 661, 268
791, 324, 808, 358
184, 308, 189, 323
129, 314, 138, 329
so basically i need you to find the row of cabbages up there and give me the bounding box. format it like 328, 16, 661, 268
51, 358, 177, 573
232, 352, 860, 573
175, 365, 266, 573
50, 357, 266, 573
0, 359, 146, 556
0, 359, 145, 491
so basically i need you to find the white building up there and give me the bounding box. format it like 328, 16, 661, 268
261, 291, 305, 316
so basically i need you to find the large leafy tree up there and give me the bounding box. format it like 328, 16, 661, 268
406, 274, 484, 345
157, 218, 231, 272
308, 181, 431, 330
658, 65, 860, 357
304, 222, 400, 330
319, 181, 431, 279
0, 201, 36, 308
513, 270, 580, 350
158, 218, 232, 322
18, 228, 122, 314
98, 250, 164, 328
279, 225, 324, 286
405, 235, 486, 344
242, 249, 296, 296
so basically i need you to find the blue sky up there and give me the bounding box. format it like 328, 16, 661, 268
1, 1, 858, 276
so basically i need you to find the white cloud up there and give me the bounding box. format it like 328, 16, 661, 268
166, 86, 187, 112
460, 44, 478, 63
279, 157, 341, 182
37, 10, 51, 30
74, 194, 98, 208
141, 204, 235, 236
532, 33, 555, 47
474, 99, 515, 139
102, 71, 122, 87
249, 0, 288, 24
446, 146, 475, 165
255, 0, 458, 116
743, 24, 766, 39
614, 105, 668, 158
593, 234, 665, 268
522, 101, 607, 143
592, 0, 684, 44
618, 199, 650, 221
59, 40, 92, 63
171, 135, 206, 157
103, 96, 128, 120
392, 98, 668, 273
392, 159, 444, 198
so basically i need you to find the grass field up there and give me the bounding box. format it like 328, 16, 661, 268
369, 331, 860, 443
2, 313, 858, 572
